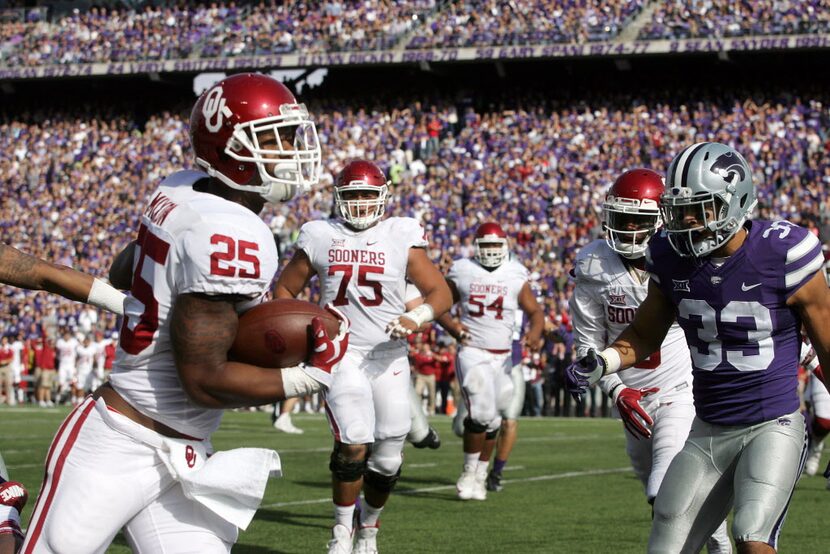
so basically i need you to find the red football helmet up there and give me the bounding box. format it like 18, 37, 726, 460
334, 159, 389, 229
603, 169, 664, 259
474, 222, 509, 268
189, 73, 321, 203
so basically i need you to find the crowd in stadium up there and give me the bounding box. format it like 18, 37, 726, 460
1, 82, 828, 413
638, 0, 830, 40
2, 0, 828, 67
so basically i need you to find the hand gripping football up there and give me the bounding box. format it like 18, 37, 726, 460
229, 299, 340, 368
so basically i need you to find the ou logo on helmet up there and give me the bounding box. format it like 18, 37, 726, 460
203, 86, 233, 133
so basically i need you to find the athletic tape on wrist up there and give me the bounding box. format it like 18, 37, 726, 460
88, 278, 127, 316
402, 303, 434, 328
282, 366, 324, 398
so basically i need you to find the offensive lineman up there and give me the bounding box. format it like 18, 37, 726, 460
274, 159, 452, 553
437, 222, 544, 501
22, 73, 349, 553
566, 143, 830, 553
569, 168, 730, 552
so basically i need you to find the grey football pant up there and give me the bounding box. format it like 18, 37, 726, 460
648, 410, 806, 553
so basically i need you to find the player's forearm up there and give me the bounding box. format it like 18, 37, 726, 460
0, 244, 89, 300
422, 284, 453, 320
606, 322, 664, 374
184, 361, 292, 408
273, 284, 298, 299
436, 312, 463, 339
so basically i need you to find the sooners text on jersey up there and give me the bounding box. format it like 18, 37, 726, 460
571, 240, 691, 392
447, 257, 528, 351
298, 217, 427, 350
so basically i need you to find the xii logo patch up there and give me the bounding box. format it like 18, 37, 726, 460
331, 238, 346, 247
608, 291, 626, 306
672, 279, 690, 292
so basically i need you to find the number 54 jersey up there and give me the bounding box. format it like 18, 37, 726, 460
110, 170, 279, 438
570, 240, 692, 393
646, 220, 824, 425
446, 257, 528, 351
297, 217, 428, 350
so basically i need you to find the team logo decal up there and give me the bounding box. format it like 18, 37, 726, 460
203, 86, 233, 133
331, 238, 346, 247
185, 445, 197, 468
672, 279, 690, 292
608, 292, 626, 306
710, 151, 746, 184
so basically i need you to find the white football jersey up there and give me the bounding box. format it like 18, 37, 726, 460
56, 337, 79, 369
298, 217, 428, 350
76, 344, 96, 373
570, 240, 691, 391
109, 170, 279, 438
447, 257, 528, 351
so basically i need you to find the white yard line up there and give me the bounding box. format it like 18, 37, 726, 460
260, 467, 632, 509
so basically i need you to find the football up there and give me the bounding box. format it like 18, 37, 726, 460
229, 299, 340, 368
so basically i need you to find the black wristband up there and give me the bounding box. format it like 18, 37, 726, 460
608, 383, 625, 400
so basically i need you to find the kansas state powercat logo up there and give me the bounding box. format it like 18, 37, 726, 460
710, 152, 746, 184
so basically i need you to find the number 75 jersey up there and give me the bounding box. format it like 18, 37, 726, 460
297, 217, 428, 350
447, 257, 528, 351
646, 220, 824, 425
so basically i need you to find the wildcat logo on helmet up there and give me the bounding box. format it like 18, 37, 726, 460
202, 86, 233, 133
710, 151, 746, 183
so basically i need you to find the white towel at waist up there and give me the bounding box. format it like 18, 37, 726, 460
94, 397, 281, 530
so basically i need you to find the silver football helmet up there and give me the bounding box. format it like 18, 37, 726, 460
661, 142, 757, 257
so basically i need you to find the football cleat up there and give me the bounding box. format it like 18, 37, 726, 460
804, 439, 824, 476
411, 427, 441, 450
353, 525, 379, 554
327, 524, 354, 554
456, 465, 477, 500
485, 470, 503, 492
471, 469, 487, 501
273, 413, 304, 434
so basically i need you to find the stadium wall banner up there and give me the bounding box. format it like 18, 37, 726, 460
1, 33, 828, 80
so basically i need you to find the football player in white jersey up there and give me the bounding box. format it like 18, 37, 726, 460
73, 335, 97, 402
275, 159, 452, 554
21, 73, 350, 554
54, 328, 78, 403
437, 222, 544, 501
569, 169, 731, 553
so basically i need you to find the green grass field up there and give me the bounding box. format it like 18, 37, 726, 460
2, 407, 827, 553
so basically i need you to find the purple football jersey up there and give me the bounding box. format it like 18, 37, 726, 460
646, 220, 824, 425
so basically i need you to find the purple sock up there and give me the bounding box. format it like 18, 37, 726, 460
493, 459, 507, 475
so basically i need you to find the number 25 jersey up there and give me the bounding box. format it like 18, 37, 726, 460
110, 170, 279, 438
646, 220, 824, 425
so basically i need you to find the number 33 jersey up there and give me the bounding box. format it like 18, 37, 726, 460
646, 220, 824, 425
110, 170, 279, 438
298, 217, 428, 350
446, 257, 528, 351
570, 240, 692, 393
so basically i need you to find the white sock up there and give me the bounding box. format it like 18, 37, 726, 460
359, 501, 384, 528
463, 452, 480, 470
334, 502, 356, 532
